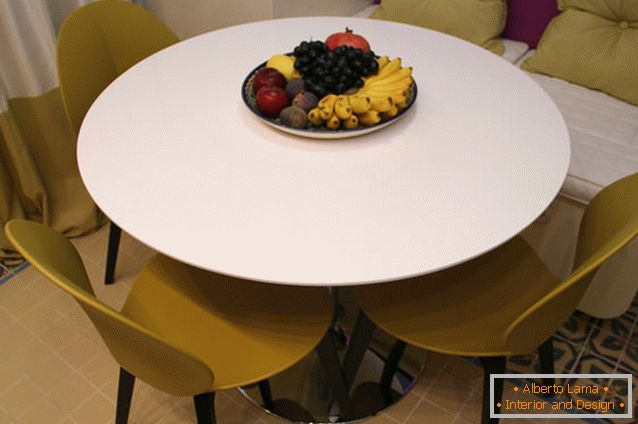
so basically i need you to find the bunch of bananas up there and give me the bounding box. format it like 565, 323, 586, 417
307, 57, 413, 129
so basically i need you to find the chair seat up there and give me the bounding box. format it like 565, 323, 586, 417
121, 254, 333, 390
355, 237, 560, 357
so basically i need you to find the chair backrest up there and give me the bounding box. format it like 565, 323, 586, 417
505, 173, 638, 352
57, 0, 178, 133
4, 220, 213, 396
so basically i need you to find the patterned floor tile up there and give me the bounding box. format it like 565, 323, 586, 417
586, 326, 630, 365
508, 354, 537, 374
617, 343, 638, 374
623, 297, 638, 321
571, 351, 617, 375
626, 325, 638, 349
556, 311, 597, 348
595, 315, 636, 344
529, 337, 583, 375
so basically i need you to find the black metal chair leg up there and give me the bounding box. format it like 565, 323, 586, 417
193, 392, 216, 424
258, 380, 274, 410
316, 332, 355, 420
538, 337, 555, 397
380, 339, 407, 406
105, 222, 122, 284
342, 311, 376, 389
115, 368, 135, 424
480, 356, 506, 424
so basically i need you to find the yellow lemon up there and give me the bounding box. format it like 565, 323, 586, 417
266, 54, 296, 81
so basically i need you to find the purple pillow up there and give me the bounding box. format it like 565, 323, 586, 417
503, 0, 559, 48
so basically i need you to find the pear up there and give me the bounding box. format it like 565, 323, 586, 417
267, 54, 297, 81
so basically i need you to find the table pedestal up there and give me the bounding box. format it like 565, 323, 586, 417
240, 304, 427, 423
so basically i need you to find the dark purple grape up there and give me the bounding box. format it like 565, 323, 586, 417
367, 60, 379, 75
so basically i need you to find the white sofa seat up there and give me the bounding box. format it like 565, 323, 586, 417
518, 52, 638, 205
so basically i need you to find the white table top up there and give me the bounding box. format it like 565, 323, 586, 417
78, 17, 569, 286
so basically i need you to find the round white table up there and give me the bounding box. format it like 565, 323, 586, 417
78, 17, 569, 288
78, 17, 569, 287
78, 16, 569, 422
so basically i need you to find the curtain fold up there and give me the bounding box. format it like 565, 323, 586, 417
0, 0, 106, 260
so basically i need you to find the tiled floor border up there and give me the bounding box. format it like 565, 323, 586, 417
0, 261, 29, 286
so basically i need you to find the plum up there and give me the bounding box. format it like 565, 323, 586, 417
256, 86, 290, 118
253, 67, 286, 94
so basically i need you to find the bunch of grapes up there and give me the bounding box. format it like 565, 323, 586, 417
293, 40, 379, 98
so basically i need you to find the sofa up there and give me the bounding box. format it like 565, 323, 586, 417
358, 0, 638, 318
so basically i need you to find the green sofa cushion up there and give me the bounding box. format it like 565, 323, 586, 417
370, 0, 506, 54
522, 0, 638, 105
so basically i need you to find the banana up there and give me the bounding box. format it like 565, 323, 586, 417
358, 110, 381, 126
366, 79, 413, 93
334, 96, 352, 119
369, 67, 413, 87
326, 113, 341, 130
376, 56, 390, 70
391, 92, 409, 109
380, 104, 399, 119
308, 108, 324, 126
370, 96, 393, 113
318, 94, 337, 120
343, 114, 359, 129
360, 84, 411, 98
372, 57, 402, 80
348, 94, 371, 114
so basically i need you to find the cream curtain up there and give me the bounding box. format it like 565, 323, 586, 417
0, 0, 107, 261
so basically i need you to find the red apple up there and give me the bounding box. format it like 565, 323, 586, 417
252, 67, 287, 94
256, 86, 290, 118
325, 28, 370, 52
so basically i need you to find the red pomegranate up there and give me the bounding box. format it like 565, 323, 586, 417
325, 28, 371, 52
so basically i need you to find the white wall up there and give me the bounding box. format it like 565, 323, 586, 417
146, 0, 372, 39
272, 0, 371, 19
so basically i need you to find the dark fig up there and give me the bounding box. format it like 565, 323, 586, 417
292, 91, 319, 112
279, 106, 308, 129
285, 78, 305, 98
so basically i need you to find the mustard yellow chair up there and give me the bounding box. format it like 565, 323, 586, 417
57, 0, 179, 285
5, 219, 335, 424
353, 173, 638, 423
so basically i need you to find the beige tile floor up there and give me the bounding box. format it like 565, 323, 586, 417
0, 225, 595, 423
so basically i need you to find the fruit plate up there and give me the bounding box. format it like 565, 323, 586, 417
241, 61, 417, 140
